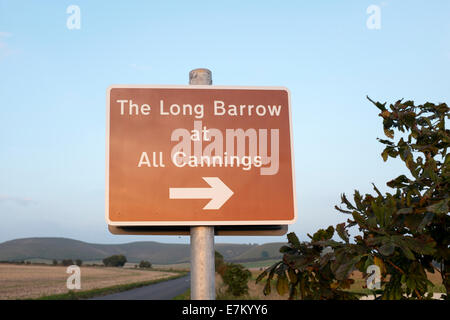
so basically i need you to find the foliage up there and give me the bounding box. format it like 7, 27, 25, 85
61, 259, 74, 266
222, 263, 252, 297
258, 98, 449, 300
215, 250, 252, 296
102, 254, 127, 267
139, 260, 152, 269
256, 230, 360, 300
215, 251, 227, 276
75, 259, 82, 267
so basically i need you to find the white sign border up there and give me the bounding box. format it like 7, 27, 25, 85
106, 85, 298, 226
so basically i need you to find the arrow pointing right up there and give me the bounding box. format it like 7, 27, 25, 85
169, 177, 234, 210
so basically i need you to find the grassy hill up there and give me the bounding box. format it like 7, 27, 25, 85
0, 237, 285, 265
229, 242, 284, 262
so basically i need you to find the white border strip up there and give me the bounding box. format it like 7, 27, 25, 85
105, 85, 297, 226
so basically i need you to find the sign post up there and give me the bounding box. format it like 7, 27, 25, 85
189, 68, 215, 300
105, 69, 297, 300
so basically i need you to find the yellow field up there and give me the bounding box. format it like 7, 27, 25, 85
0, 264, 177, 300
240, 269, 444, 300
215, 271, 285, 300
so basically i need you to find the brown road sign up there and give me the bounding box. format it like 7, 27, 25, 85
106, 85, 297, 226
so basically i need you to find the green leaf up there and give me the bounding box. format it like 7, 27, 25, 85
386, 175, 411, 189
353, 190, 364, 210
319, 251, 334, 268
285, 254, 311, 270
286, 232, 301, 249
401, 247, 416, 260
287, 268, 297, 284
311, 226, 335, 242
334, 255, 362, 280
257, 262, 279, 284
366, 236, 384, 246
379, 242, 395, 256
396, 208, 413, 214
402, 111, 416, 127
334, 205, 353, 214
255, 269, 268, 283
384, 128, 394, 139
403, 215, 425, 232
426, 199, 449, 216
444, 153, 450, 166
402, 237, 436, 255
352, 211, 367, 228
377, 138, 394, 146
276, 274, 289, 296
417, 212, 434, 231
374, 256, 386, 274
341, 193, 356, 210
392, 238, 415, 260
372, 183, 383, 197
367, 96, 387, 111
336, 223, 349, 243
263, 281, 271, 296
382, 149, 389, 162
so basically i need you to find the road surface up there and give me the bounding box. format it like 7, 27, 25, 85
90, 274, 190, 300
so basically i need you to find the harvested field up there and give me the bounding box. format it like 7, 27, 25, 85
0, 264, 177, 300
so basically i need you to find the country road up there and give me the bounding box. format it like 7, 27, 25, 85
90, 274, 190, 300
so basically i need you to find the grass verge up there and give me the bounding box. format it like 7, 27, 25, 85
173, 289, 190, 300
35, 272, 188, 300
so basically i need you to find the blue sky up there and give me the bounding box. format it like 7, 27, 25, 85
0, 0, 449, 244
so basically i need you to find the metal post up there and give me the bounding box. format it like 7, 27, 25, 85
189, 68, 215, 300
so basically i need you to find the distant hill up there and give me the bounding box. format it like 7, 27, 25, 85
0, 237, 285, 265
229, 242, 284, 262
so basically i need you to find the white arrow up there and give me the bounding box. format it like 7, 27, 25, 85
169, 177, 234, 210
